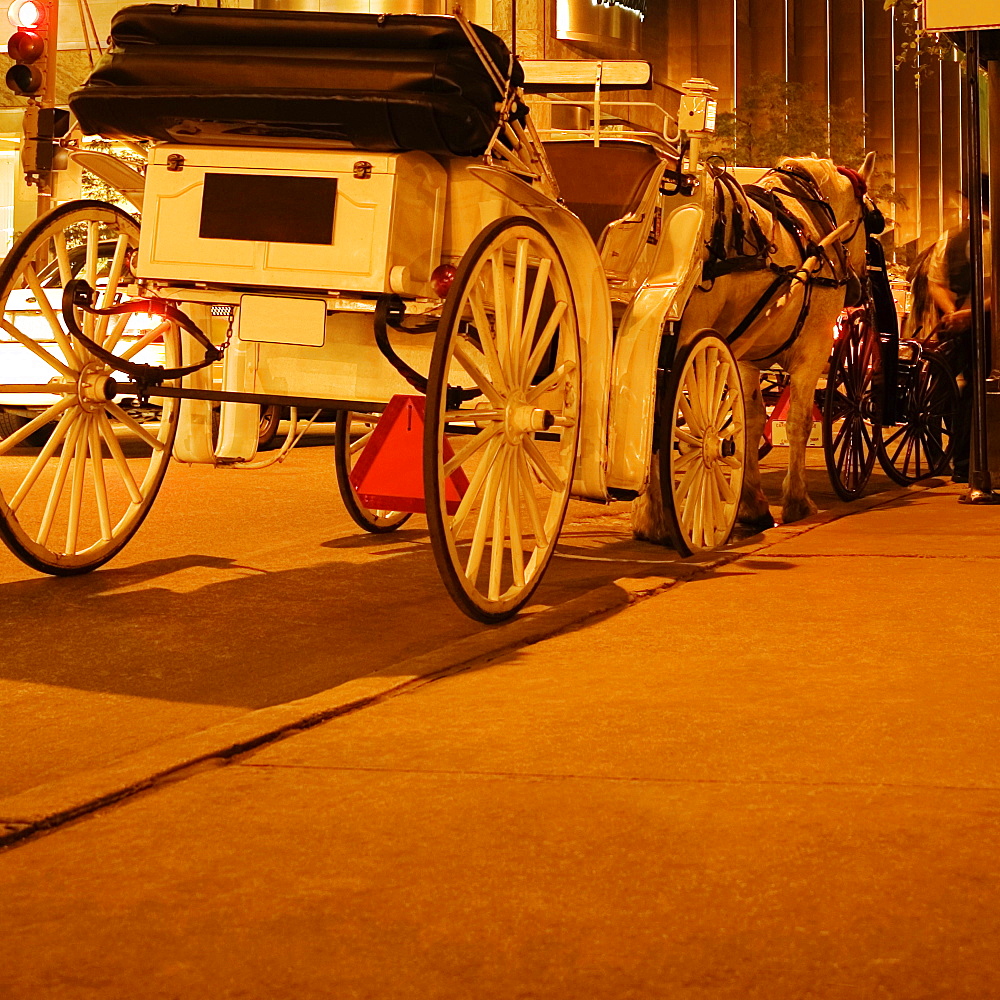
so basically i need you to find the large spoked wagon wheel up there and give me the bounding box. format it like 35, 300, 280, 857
0, 200, 178, 574
660, 331, 746, 555
425, 217, 581, 623
877, 351, 958, 484
823, 309, 883, 501
334, 410, 413, 533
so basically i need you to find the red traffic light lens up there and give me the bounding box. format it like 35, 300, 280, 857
7, 0, 43, 29
7, 27, 41, 61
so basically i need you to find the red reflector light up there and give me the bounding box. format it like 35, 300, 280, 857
7, 0, 43, 29
431, 264, 456, 298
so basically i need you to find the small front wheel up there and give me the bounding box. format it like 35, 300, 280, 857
424, 217, 581, 622
334, 411, 412, 533
660, 331, 746, 555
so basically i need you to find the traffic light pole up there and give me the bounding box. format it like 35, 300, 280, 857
35, 0, 56, 215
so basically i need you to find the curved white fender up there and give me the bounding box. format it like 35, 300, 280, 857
607, 202, 706, 493
467, 165, 612, 501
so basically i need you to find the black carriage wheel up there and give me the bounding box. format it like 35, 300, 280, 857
334, 411, 413, 533
424, 216, 581, 623
0, 200, 178, 575
877, 352, 958, 485
823, 311, 882, 502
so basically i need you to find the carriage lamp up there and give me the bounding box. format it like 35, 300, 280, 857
5, 0, 49, 97
678, 77, 719, 172
431, 263, 456, 298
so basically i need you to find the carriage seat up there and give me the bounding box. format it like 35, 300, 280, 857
69, 4, 518, 156
543, 140, 664, 246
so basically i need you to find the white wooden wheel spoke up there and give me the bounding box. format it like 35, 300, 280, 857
119, 320, 171, 361
518, 256, 551, 383
522, 299, 566, 388
712, 461, 737, 504
526, 359, 574, 404
675, 456, 703, 506
349, 429, 374, 455
450, 433, 504, 536
88, 415, 113, 542
83, 221, 100, 339
674, 446, 701, 471
53, 231, 72, 287
0, 317, 76, 380
94, 235, 130, 344
715, 386, 735, 428
443, 409, 503, 422
508, 239, 530, 377
36, 415, 87, 546
489, 250, 511, 370
65, 414, 91, 555
8, 407, 78, 511
0, 395, 75, 456
516, 448, 548, 549
506, 456, 526, 588
675, 425, 702, 449
684, 369, 710, 430
677, 390, 700, 436
469, 283, 508, 394
105, 401, 167, 451
453, 340, 506, 408
523, 436, 564, 492
22, 264, 85, 368
465, 443, 506, 582
488, 448, 512, 601
103, 312, 135, 356
97, 411, 144, 504
443, 421, 501, 478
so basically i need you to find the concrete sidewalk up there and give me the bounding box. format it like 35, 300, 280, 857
2, 482, 999, 999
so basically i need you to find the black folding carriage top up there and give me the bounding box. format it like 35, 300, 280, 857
69, 4, 520, 156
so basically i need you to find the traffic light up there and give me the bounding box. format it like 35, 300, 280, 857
6, 0, 50, 98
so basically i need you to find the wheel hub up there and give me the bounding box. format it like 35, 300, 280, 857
702, 427, 724, 464
77, 361, 118, 411
504, 390, 554, 443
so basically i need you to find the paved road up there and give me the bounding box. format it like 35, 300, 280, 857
0, 429, 908, 802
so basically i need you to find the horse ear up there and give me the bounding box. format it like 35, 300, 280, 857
860, 151, 877, 184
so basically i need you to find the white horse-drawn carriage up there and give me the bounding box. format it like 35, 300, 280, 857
0, 4, 885, 621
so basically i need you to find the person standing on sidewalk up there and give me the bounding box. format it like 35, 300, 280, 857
928, 183, 990, 483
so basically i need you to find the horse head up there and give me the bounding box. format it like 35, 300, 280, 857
774, 152, 876, 307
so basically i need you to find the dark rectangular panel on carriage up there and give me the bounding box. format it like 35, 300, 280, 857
68, 4, 519, 156
199, 174, 337, 245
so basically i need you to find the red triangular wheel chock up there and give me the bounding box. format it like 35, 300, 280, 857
349, 395, 469, 514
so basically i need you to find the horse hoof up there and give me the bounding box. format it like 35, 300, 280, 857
781, 500, 817, 524
737, 512, 775, 533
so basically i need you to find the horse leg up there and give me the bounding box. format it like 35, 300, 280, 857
631, 453, 671, 544
736, 362, 774, 530
781, 364, 824, 523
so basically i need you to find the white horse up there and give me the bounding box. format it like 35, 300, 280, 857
635, 152, 875, 541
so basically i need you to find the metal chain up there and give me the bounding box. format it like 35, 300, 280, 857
219, 309, 236, 356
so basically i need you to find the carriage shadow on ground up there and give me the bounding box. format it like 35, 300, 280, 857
0, 442, 931, 800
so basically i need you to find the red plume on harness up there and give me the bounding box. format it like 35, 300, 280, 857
836, 166, 867, 199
